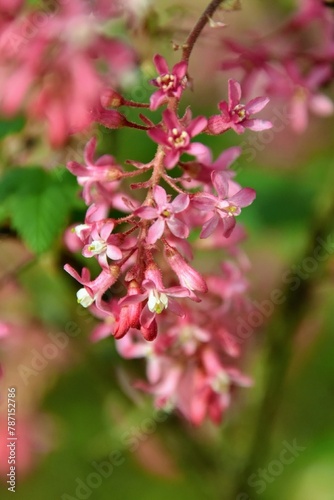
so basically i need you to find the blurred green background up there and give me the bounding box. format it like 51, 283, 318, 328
1, 1, 334, 499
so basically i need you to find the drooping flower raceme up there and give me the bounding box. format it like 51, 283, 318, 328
63, 6, 272, 425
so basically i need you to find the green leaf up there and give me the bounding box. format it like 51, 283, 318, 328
0, 115, 25, 139
0, 167, 78, 253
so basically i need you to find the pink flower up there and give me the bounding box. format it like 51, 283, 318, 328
207, 79, 272, 134
119, 264, 190, 339
150, 54, 188, 110
148, 109, 210, 168
273, 62, 334, 133
0, 1, 136, 145
67, 138, 135, 212
190, 347, 252, 425
165, 247, 208, 298
135, 186, 189, 244
82, 220, 122, 268
64, 264, 120, 311
192, 171, 256, 238
221, 39, 271, 97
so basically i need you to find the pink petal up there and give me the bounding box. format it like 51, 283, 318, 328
187, 142, 211, 164
100, 221, 114, 240
119, 293, 147, 307
171, 193, 189, 213
222, 217, 236, 237
246, 96, 270, 114
187, 116, 208, 137
245, 119, 272, 131
229, 187, 256, 207
218, 101, 230, 119
153, 54, 169, 74
164, 150, 180, 169
192, 195, 216, 211
165, 286, 190, 298
163, 109, 179, 130
173, 60, 188, 79
200, 214, 219, 238
153, 185, 167, 207
289, 98, 308, 133
147, 218, 165, 244
212, 146, 241, 170
64, 264, 89, 284
135, 206, 159, 219
140, 304, 155, 328
309, 94, 334, 116
106, 245, 122, 260
147, 127, 170, 147
167, 218, 189, 239
168, 298, 185, 317
212, 171, 229, 198
149, 90, 167, 111
228, 79, 242, 109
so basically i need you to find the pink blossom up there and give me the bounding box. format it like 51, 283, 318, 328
82, 220, 122, 268
165, 247, 208, 298
271, 62, 334, 132
192, 171, 256, 238
64, 264, 120, 311
119, 264, 190, 339
135, 186, 189, 244
67, 138, 135, 212
0, 1, 136, 145
150, 54, 188, 110
221, 39, 271, 97
148, 109, 210, 168
207, 79, 272, 135
191, 347, 252, 425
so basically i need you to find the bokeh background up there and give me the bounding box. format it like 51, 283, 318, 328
1, 1, 334, 499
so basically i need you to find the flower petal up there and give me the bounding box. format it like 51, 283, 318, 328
187, 116, 208, 137
212, 171, 229, 198
229, 187, 256, 207
153, 185, 167, 207
171, 193, 189, 213
147, 218, 165, 244
167, 218, 189, 239
246, 96, 270, 114
212, 146, 241, 170
153, 54, 169, 74
228, 79, 242, 109
135, 206, 159, 219
200, 214, 219, 238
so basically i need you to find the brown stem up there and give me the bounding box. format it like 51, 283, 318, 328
162, 173, 188, 194
124, 119, 149, 131
123, 99, 150, 108
182, 0, 225, 64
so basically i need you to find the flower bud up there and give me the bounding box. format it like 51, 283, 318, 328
100, 88, 124, 108
165, 248, 208, 293
141, 319, 158, 342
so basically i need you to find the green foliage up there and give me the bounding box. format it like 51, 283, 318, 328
0, 166, 81, 253
0, 115, 25, 139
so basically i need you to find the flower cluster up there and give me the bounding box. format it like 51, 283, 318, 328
0, 0, 136, 145
220, 0, 334, 132
64, 44, 272, 425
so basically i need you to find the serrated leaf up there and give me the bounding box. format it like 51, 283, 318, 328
10, 178, 68, 253
0, 167, 77, 253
